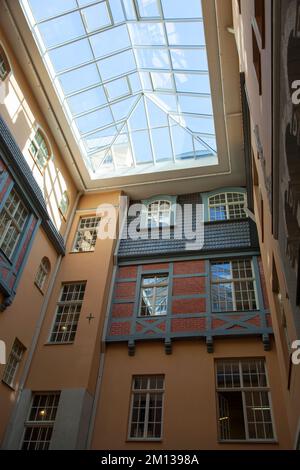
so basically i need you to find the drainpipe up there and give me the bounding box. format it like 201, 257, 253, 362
2, 190, 82, 448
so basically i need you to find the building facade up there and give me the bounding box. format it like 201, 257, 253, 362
0, 0, 298, 451
232, 0, 300, 448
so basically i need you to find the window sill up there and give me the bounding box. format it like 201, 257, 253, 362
218, 439, 278, 444
138, 314, 167, 318
126, 438, 162, 442
1, 379, 16, 391
34, 282, 44, 295
45, 341, 74, 346
69, 250, 95, 254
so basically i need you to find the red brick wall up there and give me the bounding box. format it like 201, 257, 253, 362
115, 282, 136, 299
173, 260, 205, 275
112, 303, 134, 318
172, 298, 206, 314
172, 276, 205, 296
171, 318, 206, 333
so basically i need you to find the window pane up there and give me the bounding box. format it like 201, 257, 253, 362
90, 25, 131, 58
82, 3, 112, 32
38, 12, 85, 48
161, 0, 202, 18
128, 23, 166, 46
166, 22, 205, 46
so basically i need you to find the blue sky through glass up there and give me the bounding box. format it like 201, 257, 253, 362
21, 0, 217, 178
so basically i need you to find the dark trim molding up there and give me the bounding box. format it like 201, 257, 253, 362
0, 116, 65, 255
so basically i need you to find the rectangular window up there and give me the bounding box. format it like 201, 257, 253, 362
216, 359, 274, 441
139, 274, 169, 317
2, 339, 26, 388
22, 392, 60, 450
73, 216, 100, 252
49, 282, 86, 343
128, 375, 164, 440
252, 27, 262, 95
0, 189, 28, 259
211, 259, 258, 312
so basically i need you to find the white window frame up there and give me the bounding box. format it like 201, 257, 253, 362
128, 375, 164, 441
211, 259, 259, 312
208, 192, 247, 221
35, 257, 50, 292
147, 200, 172, 227
216, 359, 276, 442
49, 282, 86, 344
73, 216, 101, 252
0, 188, 28, 260
21, 392, 60, 450
139, 274, 169, 317
2, 338, 25, 388
28, 129, 51, 173
59, 191, 69, 217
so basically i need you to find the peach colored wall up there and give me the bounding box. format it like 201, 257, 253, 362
0, 228, 59, 444
232, 0, 300, 445
0, 27, 77, 236
25, 192, 121, 394
91, 337, 291, 450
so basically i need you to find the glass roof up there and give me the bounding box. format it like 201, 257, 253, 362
21, 0, 217, 179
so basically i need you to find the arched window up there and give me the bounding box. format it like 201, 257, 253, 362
35, 257, 50, 291
29, 129, 51, 173
59, 191, 69, 217
208, 192, 247, 221
147, 200, 171, 227
0, 44, 11, 81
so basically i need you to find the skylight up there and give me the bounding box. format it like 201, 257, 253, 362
21, 0, 217, 179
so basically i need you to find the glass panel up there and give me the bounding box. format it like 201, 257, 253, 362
146, 97, 168, 128
67, 86, 107, 115
98, 50, 136, 81
128, 73, 142, 93
161, 0, 202, 19
185, 116, 215, 134
76, 107, 113, 134
123, 0, 137, 20
111, 96, 139, 121
128, 23, 166, 46
170, 48, 208, 71
83, 126, 118, 152
58, 63, 100, 95
28, 0, 77, 22
151, 72, 173, 91
105, 77, 130, 100
38, 12, 85, 48
132, 130, 153, 163
90, 25, 131, 58
169, 119, 194, 159
194, 138, 213, 156
128, 98, 148, 130
135, 48, 170, 69
178, 95, 213, 114
48, 39, 93, 73
166, 22, 205, 46
175, 73, 211, 94
112, 128, 133, 167
137, 0, 160, 18
82, 2, 112, 32
109, 0, 125, 23
151, 127, 173, 161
